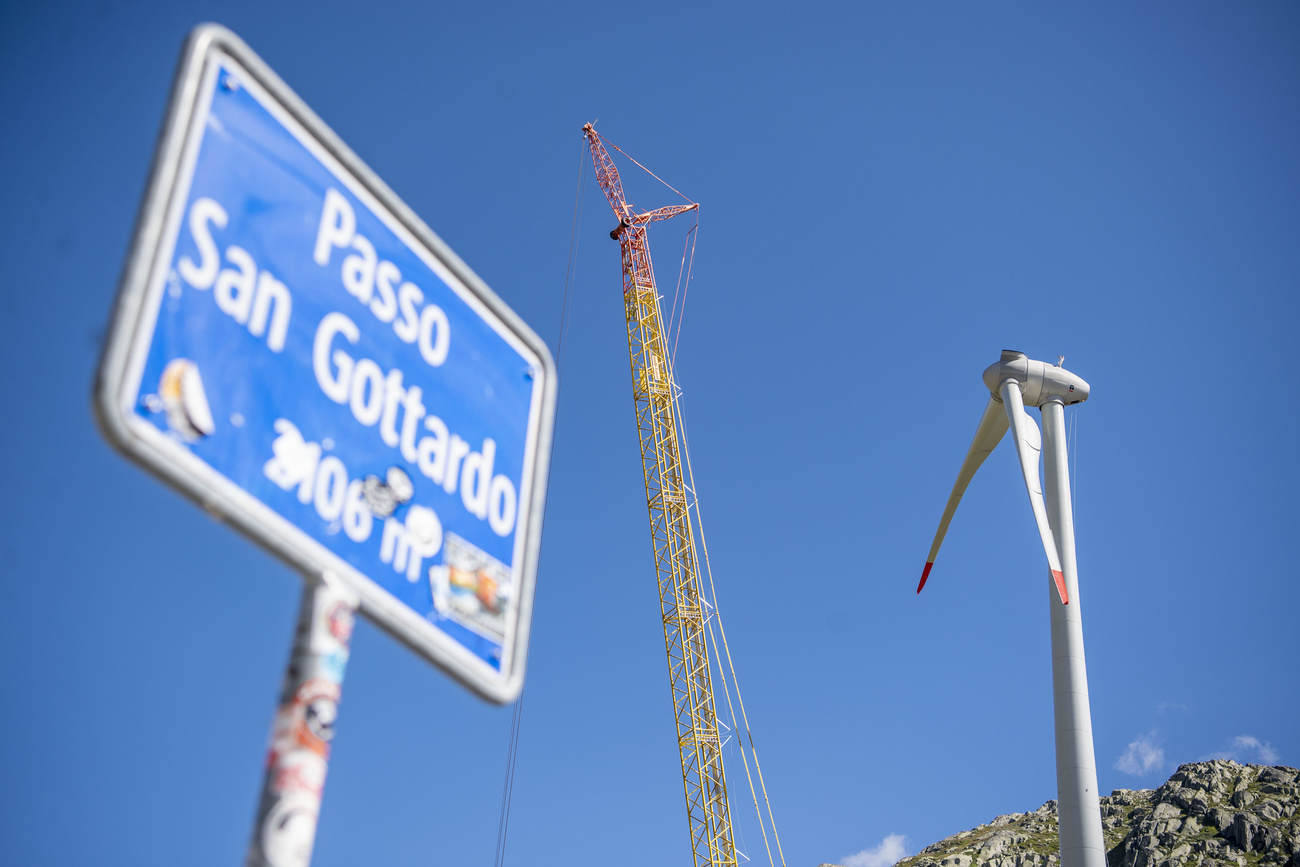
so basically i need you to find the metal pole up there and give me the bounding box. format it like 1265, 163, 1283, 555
246, 572, 359, 867
1041, 400, 1106, 867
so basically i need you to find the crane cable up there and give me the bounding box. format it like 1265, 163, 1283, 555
661, 231, 786, 867
493, 138, 588, 867
666, 222, 699, 369
675, 390, 788, 867
602, 134, 696, 207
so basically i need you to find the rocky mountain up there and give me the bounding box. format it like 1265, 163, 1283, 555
825, 761, 1298, 867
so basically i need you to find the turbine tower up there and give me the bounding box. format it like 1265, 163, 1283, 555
919, 350, 1105, 867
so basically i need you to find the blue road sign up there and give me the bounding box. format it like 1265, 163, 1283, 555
96, 26, 555, 703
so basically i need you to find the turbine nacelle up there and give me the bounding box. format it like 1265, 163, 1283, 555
983, 349, 1090, 407
918, 351, 1090, 605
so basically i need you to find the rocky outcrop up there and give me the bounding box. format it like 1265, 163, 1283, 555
886, 761, 1298, 867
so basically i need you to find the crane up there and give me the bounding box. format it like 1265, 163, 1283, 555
582, 123, 738, 867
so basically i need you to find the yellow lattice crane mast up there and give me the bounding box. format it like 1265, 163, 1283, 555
582, 123, 737, 867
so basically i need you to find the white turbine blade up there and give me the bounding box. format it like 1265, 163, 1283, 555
999, 381, 1069, 605
919, 396, 1009, 593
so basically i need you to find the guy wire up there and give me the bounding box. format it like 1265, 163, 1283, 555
493, 696, 525, 867
495, 136, 588, 867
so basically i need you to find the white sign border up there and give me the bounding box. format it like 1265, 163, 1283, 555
94, 23, 556, 704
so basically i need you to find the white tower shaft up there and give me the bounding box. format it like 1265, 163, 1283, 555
1041, 400, 1106, 867
920, 351, 1103, 867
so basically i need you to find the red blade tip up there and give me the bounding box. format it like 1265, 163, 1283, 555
917, 562, 934, 594
1051, 569, 1069, 605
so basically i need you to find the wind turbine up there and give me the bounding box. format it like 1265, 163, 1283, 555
918, 350, 1105, 867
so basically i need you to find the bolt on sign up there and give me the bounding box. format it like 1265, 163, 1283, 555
95, 24, 556, 703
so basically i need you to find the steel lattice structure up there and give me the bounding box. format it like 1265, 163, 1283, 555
582, 124, 736, 867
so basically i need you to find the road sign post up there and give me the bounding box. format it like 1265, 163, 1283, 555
94, 23, 556, 865
247, 573, 357, 867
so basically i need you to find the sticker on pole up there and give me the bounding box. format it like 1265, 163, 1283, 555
95, 25, 556, 703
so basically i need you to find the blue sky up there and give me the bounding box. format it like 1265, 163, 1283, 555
1, 3, 1297, 867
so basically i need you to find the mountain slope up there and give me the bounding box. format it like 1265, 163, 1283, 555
851, 761, 1298, 867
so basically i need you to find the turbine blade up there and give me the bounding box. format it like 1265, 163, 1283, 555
999, 381, 1069, 605
919, 396, 1009, 592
